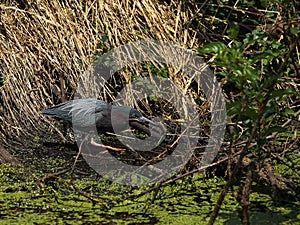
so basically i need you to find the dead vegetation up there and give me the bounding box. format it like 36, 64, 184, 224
0, 0, 299, 224
0, 0, 214, 143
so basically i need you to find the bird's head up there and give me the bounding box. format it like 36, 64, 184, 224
128, 108, 158, 136
110, 106, 162, 137
129, 109, 156, 125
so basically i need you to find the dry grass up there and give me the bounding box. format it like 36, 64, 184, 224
0, 0, 216, 144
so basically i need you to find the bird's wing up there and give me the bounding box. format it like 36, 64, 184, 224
70, 99, 110, 128
43, 98, 111, 129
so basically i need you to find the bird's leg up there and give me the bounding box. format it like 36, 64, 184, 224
90, 137, 126, 152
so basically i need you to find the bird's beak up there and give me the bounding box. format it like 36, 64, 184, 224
129, 116, 165, 137
132, 116, 158, 126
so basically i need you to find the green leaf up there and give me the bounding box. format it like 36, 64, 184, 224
290, 25, 300, 35
196, 42, 227, 54
243, 107, 258, 120
102, 35, 109, 42
226, 101, 242, 116
227, 22, 239, 39
270, 88, 294, 100
283, 108, 295, 116
263, 126, 287, 136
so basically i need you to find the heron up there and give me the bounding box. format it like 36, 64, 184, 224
42, 98, 157, 151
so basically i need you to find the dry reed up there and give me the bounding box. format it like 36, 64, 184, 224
0, 0, 215, 144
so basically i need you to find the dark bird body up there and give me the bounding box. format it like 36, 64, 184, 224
42, 98, 154, 136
